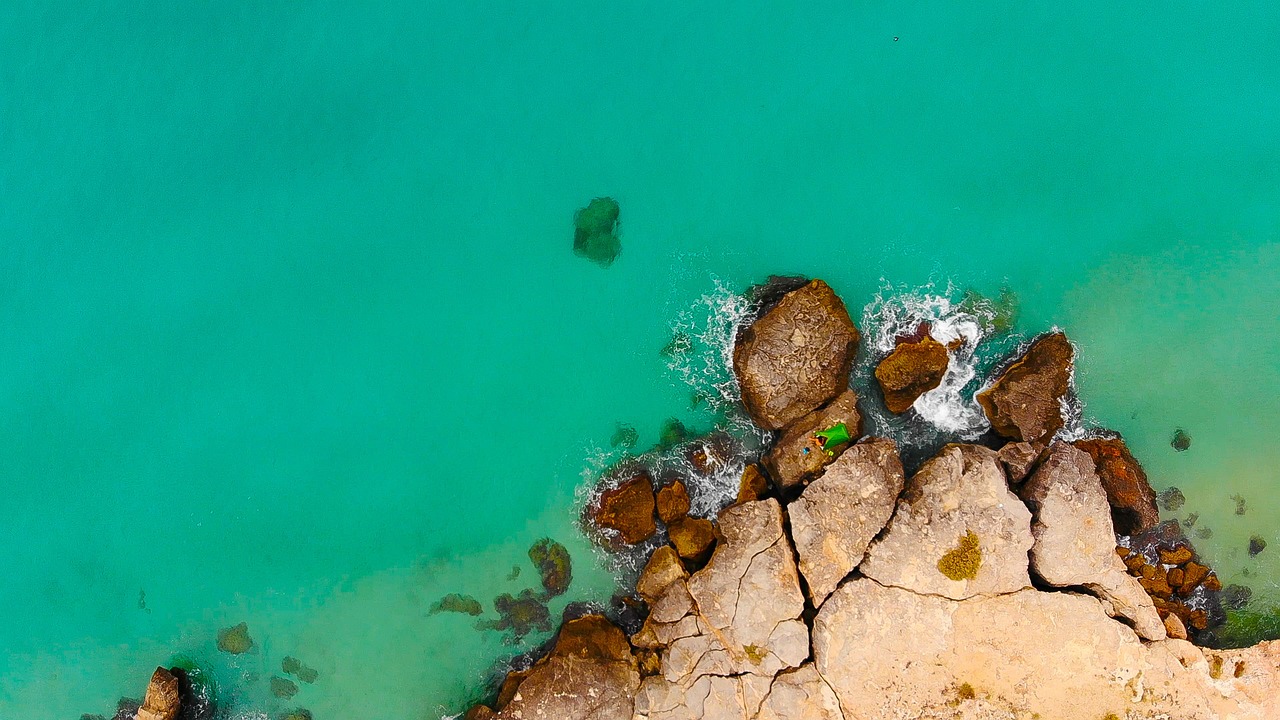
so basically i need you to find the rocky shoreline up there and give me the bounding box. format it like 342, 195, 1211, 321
464, 279, 1277, 720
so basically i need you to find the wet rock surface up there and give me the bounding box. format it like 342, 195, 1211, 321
874, 335, 949, 414
528, 538, 572, 597
135, 668, 180, 720
591, 470, 657, 546
215, 622, 252, 655
732, 279, 860, 430
976, 331, 1074, 443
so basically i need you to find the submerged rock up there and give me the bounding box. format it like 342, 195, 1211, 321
572, 197, 621, 267
761, 389, 862, 491
732, 279, 860, 430
278, 711, 312, 720
270, 676, 298, 699
976, 332, 1074, 443
1020, 443, 1165, 640
788, 437, 904, 606
216, 622, 253, 655
1159, 486, 1186, 512
861, 444, 1033, 600
479, 589, 553, 643
1074, 436, 1160, 535
1233, 494, 1248, 515
657, 418, 690, 449
610, 423, 638, 449
874, 336, 949, 414
591, 470, 657, 546
135, 668, 181, 720
528, 538, 573, 597
281, 656, 319, 684
1172, 427, 1192, 451
430, 593, 484, 616
1249, 535, 1268, 557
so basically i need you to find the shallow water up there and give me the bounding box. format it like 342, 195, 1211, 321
2, 2, 1278, 718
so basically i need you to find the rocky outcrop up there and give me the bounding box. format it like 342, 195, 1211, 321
874, 335, 949, 414
813, 578, 1278, 720
592, 471, 657, 546
732, 280, 860, 430
976, 332, 1074, 443
736, 464, 769, 505
1020, 443, 1165, 640
484, 614, 640, 720
667, 517, 715, 565
860, 444, 1033, 600
1074, 436, 1160, 535
995, 440, 1044, 483
136, 668, 181, 720
656, 481, 690, 525
761, 389, 861, 491
788, 437, 904, 606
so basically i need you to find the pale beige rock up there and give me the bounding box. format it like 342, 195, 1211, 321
756, 664, 845, 720
789, 437, 904, 606
636, 546, 686, 603
1021, 442, 1165, 640
813, 578, 1278, 720
136, 667, 180, 720
860, 445, 1033, 600
633, 673, 773, 720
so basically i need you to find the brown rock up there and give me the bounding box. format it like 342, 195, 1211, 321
1168, 567, 1185, 588
136, 668, 180, 720
1203, 573, 1222, 592
732, 279, 860, 430
668, 517, 715, 565
761, 389, 862, 490
491, 614, 639, 720
874, 336, 949, 414
592, 472, 657, 545
655, 481, 690, 525
1164, 612, 1189, 640
1180, 562, 1210, 594
464, 706, 496, 720
976, 332, 1074, 443
636, 546, 687, 603
996, 441, 1046, 483
1159, 545, 1194, 566
1074, 436, 1160, 535
736, 464, 769, 504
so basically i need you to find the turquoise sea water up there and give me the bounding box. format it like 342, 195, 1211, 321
3, 2, 1279, 718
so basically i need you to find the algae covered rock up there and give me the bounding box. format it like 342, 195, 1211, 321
430, 593, 484, 616
874, 336, 949, 414
528, 537, 572, 597
977, 332, 1074, 443
281, 656, 319, 684
732, 279, 860, 430
573, 197, 621, 267
215, 622, 253, 655
610, 422, 638, 449
270, 676, 298, 699
1172, 427, 1192, 451
1074, 436, 1160, 535
479, 588, 552, 643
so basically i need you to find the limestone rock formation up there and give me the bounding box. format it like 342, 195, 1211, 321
736, 464, 769, 505
656, 481, 690, 525
667, 517, 715, 565
814, 578, 1278, 720
874, 335, 949, 414
1074, 436, 1160, 535
788, 437, 905, 606
135, 668, 181, 720
1020, 442, 1166, 640
732, 280, 860, 430
761, 389, 861, 491
485, 614, 640, 720
995, 440, 1044, 482
592, 471, 657, 546
976, 332, 1074, 443
860, 444, 1033, 600
755, 664, 844, 720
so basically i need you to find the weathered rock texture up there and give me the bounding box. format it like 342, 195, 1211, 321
593, 472, 657, 545
486, 614, 640, 720
762, 389, 861, 491
995, 440, 1044, 483
732, 280, 860, 430
976, 331, 1074, 443
1020, 443, 1166, 640
789, 437, 904, 605
860, 444, 1034, 600
136, 668, 181, 720
874, 335, 949, 414
1074, 435, 1161, 535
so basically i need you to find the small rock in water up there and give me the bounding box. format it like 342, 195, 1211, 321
609, 422, 638, 449
1232, 494, 1247, 515
113, 698, 141, 720
279, 711, 313, 720
1196, 527, 1214, 539
430, 593, 483, 616
572, 197, 621, 267
1222, 584, 1253, 610
1157, 486, 1186, 512
657, 417, 690, 448
506, 565, 521, 581
1171, 428, 1192, 451
590, 469, 657, 546
874, 336, 949, 414
477, 588, 552, 643
528, 537, 572, 597
1182, 512, 1199, 528
660, 331, 692, 358
282, 656, 319, 684
270, 676, 299, 699
1249, 535, 1268, 557
216, 622, 253, 654
655, 481, 690, 525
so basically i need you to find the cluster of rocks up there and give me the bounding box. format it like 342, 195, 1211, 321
464, 279, 1279, 720
437, 537, 575, 644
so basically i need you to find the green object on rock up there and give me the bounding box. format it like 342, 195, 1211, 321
814, 422, 851, 454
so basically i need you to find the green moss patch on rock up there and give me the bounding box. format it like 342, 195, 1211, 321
937, 531, 983, 581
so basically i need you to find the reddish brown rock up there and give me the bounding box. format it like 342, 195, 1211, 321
761, 389, 862, 491
136, 668, 180, 720
976, 332, 1074, 443
874, 336, 949, 414
1159, 545, 1195, 566
592, 472, 657, 545
684, 433, 734, 475
1164, 612, 1189, 640
732, 280, 860, 430
996, 441, 1046, 483
1074, 436, 1160, 535
736, 464, 769, 505
655, 481, 690, 525
668, 517, 716, 565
